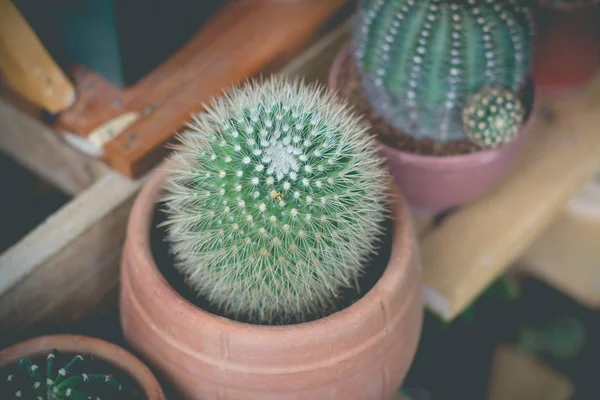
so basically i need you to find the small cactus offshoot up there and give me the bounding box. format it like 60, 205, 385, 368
462, 87, 525, 149
162, 77, 389, 324
353, 0, 533, 144
5, 349, 122, 400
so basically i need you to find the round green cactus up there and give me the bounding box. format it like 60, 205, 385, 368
162, 77, 389, 324
462, 87, 524, 148
353, 0, 533, 143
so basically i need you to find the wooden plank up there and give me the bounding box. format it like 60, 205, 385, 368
519, 179, 600, 309
421, 76, 600, 320
0, 0, 75, 113
487, 345, 573, 400
0, 192, 134, 332
0, 99, 107, 196
54, 0, 351, 178
0, 171, 144, 325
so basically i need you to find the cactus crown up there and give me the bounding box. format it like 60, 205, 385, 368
353, 0, 533, 144
162, 77, 389, 324
5, 349, 122, 400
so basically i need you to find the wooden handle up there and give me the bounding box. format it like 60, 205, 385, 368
0, 0, 75, 113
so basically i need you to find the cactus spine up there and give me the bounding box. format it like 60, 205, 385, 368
5, 349, 122, 399
353, 0, 533, 145
162, 77, 389, 324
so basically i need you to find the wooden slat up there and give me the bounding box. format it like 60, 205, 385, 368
421, 77, 600, 320
487, 345, 573, 400
519, 180, 600, 309
55, 0, 351, 178
0, 0, 75, 113
0, 99, 107, 196
0, 171, 144, 332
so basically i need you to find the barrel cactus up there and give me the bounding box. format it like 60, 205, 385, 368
5, 350, 122, 399
353, 0, 534, 145
162, 77, 389, 324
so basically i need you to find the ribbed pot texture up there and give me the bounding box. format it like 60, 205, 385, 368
329, 45, 534, 214
0, 334, 166, 400
120, 166, 423, 400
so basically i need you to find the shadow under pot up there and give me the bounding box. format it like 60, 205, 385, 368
328, 45, 536, 215
533, 6, 600, 98
119, 166, 423, 400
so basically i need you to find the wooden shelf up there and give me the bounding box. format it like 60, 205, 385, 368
519, 179, 600, 309
0, 0, 75, 114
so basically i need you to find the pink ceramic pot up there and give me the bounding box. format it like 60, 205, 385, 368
120, 166, 423, 400
329, 46, 533, 214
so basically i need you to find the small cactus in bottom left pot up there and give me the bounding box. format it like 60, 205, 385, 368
4, 349, 122, 400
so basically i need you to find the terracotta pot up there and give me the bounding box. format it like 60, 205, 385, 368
0, 334, 165, 400
533, 7, 600, 97
329, 45, 533, 214
120, 166, 423, 400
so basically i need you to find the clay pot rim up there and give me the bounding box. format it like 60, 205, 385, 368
0, 334, 165, 400
329, 43, 535, 166
126, 163, 415, 334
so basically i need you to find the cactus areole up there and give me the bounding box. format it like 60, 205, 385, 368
162, 77, 390, 324
353, 0, 534, 147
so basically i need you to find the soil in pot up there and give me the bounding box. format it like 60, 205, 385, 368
333, 53, 535, 157
150, 204, 394, 325
0, 351, 146, 399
